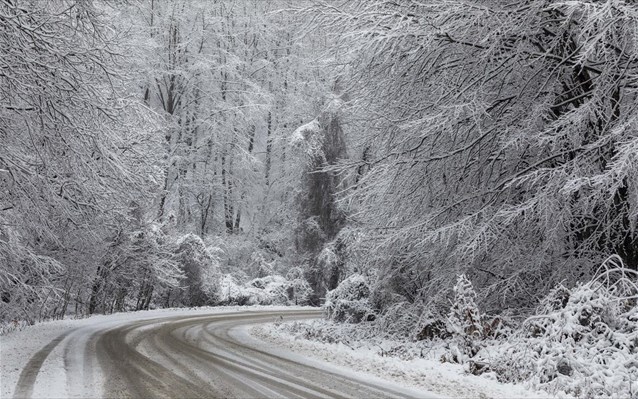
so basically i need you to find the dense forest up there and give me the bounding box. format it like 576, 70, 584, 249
1, 0, 637, 333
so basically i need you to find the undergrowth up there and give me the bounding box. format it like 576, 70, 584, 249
277, 256, 638, 398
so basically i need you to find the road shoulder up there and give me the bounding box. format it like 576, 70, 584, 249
245, 321, 559, 399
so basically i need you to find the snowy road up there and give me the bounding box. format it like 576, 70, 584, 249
8, 309, 434, 398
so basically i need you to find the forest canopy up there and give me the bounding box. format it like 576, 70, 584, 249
1, 0, 637, 327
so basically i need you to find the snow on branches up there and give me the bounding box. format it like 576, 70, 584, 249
315, 0, 638, 315
448, 274, 483, 339
488, 256, 638, 398
325, 274, 375, 323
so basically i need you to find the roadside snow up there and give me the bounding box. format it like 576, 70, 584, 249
1, 320, 72, 398
247, 321, 570, 399
232, 324, 442, 398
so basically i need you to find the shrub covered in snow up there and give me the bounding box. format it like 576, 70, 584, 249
274, 257, 637, 398
218, 274, 271, 306
488, 256, 638, 398
286, 267, 313, 305
304, 241, 344, 303
440, 274, 485, 363
218, 274, 245, 304
289, 119, 322, 158
218, 272, 313, 306
247, 275, 290, 305
174, 234, 221, 306
324, 274, 375, 323
210, 235, 288, 282
448, 274, 483, 338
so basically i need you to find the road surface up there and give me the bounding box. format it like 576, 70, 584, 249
12, 309, 431, 398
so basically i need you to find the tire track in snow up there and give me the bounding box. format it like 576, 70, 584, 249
12, 309, 435, 398
13, 330, 73, 399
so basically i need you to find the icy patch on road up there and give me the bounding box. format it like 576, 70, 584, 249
248, 321, 565, 399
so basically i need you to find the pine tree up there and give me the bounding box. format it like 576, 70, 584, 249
448, 274, 483, 339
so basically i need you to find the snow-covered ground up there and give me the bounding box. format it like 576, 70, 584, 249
248, 321, 570, 399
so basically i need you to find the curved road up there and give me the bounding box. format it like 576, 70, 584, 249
13, 309, 429, 398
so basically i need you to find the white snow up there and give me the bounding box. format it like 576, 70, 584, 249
218, 274, 309, 305
290, 119, 321, 148
247, 321, 570, 399
232, 324, 443, 399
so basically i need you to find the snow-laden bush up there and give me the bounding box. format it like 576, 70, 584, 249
310, 240, 343, 293
324, 274, 375, 323
441, 274, 484, 363
491, 256, 638, 398
448, 274, 483, 338
218, 273, 313, 306
289, 118, 322, 158
317, 244, 339, 271
416, 312, 452, 341
218, 274, 246, 305
375, 301, 424, 339
247, 275, 289, 305
286, 267, 313, 305
211, 235, 285, 281
175, 234, 220, 306
219, 274, 272, 305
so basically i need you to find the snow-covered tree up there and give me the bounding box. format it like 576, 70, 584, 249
174, 233, 221, 306
290, 97, 349, 302
309, 0, 638, 313
129, 0, 329, 242
448, 274, 483, 338
0, 0, 162, 321
285, 267, 313, 306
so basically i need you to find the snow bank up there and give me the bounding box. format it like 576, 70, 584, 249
251, 320, 555, 399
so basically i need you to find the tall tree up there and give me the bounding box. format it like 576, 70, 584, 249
0, 0, 162, 322
313, 0, 638, 311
